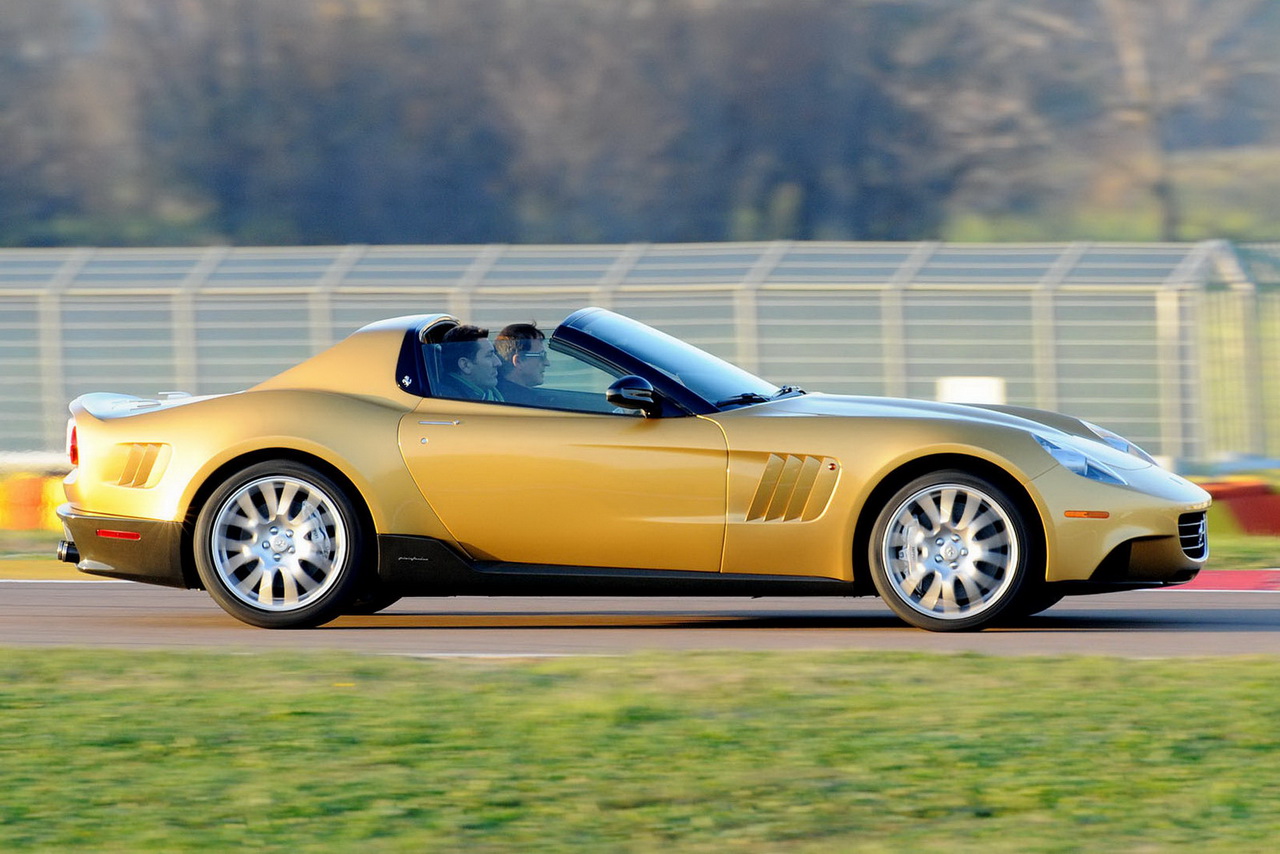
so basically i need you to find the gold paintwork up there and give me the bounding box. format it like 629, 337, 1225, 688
62, 310, 1211, 594
398, 402, 726, 570
65, 316, 452, 543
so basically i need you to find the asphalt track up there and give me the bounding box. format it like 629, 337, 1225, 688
3, 570, 1280, 657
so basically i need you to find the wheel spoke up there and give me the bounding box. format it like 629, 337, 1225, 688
917, 573, 945, 611
937, 488, 957, 527
975, 529, 1010, 551
235, 493, 260, 525
954, 572, 987, 607
277, 481, 301, 521
915, 494, 943, 532
220, 549, 255, 574
260, 482, 281, 521
256, 567, 276, 606
954, 495, 982, 531
234, 565, 264, 598
289, 499, 319, 528
966, 508, 1003, 537
278, 566, 302, 605
934, 580, 963, 614
899, 564, 931, 595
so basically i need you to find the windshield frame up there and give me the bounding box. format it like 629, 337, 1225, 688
554, 307, 779, 414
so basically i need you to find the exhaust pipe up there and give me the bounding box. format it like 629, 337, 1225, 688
57, 540, 80, 564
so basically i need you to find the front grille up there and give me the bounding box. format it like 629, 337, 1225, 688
1178, 511, 1208, 560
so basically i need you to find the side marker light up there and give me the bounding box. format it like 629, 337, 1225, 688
96, 529, 142, 541
1064, 511, 1110, 519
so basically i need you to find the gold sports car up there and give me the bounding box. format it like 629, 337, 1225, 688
56, 307, 1210, 631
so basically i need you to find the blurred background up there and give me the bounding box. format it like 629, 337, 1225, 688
4, 0, 1280, 246
2, 0, 1280, 533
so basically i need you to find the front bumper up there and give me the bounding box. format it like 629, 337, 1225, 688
56, 503, 189, 588
1034, 465, 1211, 585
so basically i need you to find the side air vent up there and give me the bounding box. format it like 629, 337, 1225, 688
114, 443, 172, 488
1178, 511, 1208, 561
745, 454, 839, 522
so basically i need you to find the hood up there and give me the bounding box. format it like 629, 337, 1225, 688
747, 393, 1153, 471
755, 393, 1068, 430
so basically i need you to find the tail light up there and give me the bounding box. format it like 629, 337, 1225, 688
66, 419, 79, 467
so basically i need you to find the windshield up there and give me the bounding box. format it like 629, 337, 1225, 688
565, 309, 779, 406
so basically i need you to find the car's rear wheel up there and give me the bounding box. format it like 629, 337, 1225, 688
869, 470, 1034, 632
194, 461, 366, 628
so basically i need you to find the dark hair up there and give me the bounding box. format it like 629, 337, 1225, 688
494, 322, 545, 368
441, 324, 489, 364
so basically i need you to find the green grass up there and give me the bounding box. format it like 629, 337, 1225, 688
1210, 533, 1280, 569
944, 145, 1280, 243
0, 528, 59, 560
4, 650, 1280, 852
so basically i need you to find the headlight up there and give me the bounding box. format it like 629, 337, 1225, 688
1081, 420, 1158, 466
1035, 436, 1127, 485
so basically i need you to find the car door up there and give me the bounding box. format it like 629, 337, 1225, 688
397, 341, 727, 572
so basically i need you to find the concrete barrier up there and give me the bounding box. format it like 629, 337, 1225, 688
1200, 479, 1280, 536
0, 475, 64, 532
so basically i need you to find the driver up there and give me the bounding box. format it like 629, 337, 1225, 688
494, 322, 550, 404
438, 325, 504, 401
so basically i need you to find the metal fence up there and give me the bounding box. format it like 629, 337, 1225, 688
2, 240, 1278, 467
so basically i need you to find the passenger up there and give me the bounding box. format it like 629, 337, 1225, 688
494, 322, 550, 404
437, 325, 504, 401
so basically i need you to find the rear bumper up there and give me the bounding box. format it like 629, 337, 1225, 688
56, 503, 188, 588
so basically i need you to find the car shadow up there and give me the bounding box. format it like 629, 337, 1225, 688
325, 611, 905, 631
318, 605, 1279, 633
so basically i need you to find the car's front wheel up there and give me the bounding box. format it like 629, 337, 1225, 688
194, 461, 366, 628
868, 470, 1035, 632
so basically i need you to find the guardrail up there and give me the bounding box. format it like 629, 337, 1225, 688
2, 240, 1277, 465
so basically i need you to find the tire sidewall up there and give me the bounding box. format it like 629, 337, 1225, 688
868, 469, 1033, 632
194, 460, 366, 629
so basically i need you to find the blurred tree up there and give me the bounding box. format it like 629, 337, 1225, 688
112, 0, 517, 244
926, 0, 1280, 241
1, 0, 1279, 246
486, 0, 965, 241
1090, 0, 1280, 240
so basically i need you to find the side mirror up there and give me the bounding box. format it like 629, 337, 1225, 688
606, 375, 661, 418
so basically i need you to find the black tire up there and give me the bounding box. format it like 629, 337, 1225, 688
344, 589, 402, 615
868, 470, 1036, 632
194, 460, 367, 628
1008, 586, 1065, 619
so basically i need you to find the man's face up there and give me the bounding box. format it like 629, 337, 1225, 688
464, 339, 501, 389
510, 341, 549, 387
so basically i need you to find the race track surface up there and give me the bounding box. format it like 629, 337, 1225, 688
3, 577, 1280, 657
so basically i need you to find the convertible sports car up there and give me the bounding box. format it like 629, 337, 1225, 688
56, 307, 1210, 631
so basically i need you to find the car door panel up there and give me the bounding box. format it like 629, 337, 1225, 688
398, 401, 727, 572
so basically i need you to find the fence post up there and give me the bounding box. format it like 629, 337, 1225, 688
312, 245, 367, 351
1208, 240, 1263, 458
39, 249, 92, 449
174, 245, 230, 394
882, 242, 937, 398
1155, 287, 1188, 462
1032, 242, 1089, 412
735, 241, 790, 375
451, 245, 505, 320
594, 243, 648, 310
